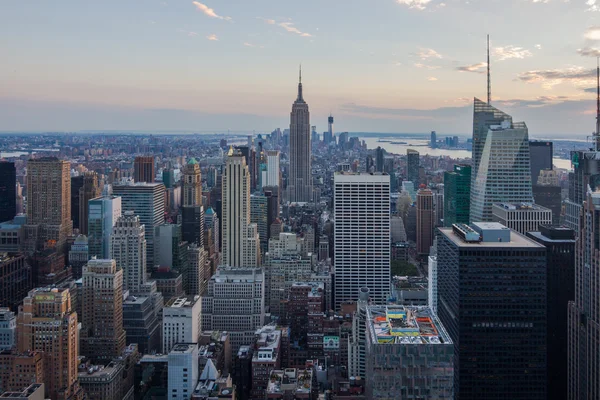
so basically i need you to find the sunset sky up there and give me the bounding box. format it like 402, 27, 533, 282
1, 0, 599, 137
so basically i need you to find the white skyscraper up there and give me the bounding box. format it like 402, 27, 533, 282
110, 211, 147, 293
221, 150, 259, 267
167, 343, 199, 400
334, 172, 391, 308
162, 296, 201, 353
88, 195, 122, 259
187, 243, 208, 296
265, 150, 280, 188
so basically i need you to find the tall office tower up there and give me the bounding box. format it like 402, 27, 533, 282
430, 130, 437, 149
349, 287, 370, 379
80, 259, 126, 360
365, 305, 454, 399
88, 195, 122, 259
187, 243, 208, 296
533, 170, 562, 224
155, 223, 190, 292
437, 223, 547, 400
17, 287, 84, 400
491, 203, 552, 234
365, 155, 375, 173
250, 194, 268, 254
257, 149, 267, 191
201, 267, 265, 359
110, 211, 147, 293
25, 157, 73, 254
327, 114, 334, 145
263, 189, 279, 240
469, 117, 534, 222
334, 172, 390, 308
0, 161, 16, 223
428, 239, 438, 315
526, 226, 575, 400
15, 182, 23, 215
204, 207, 220, 252
134, 156, 155, 183
162, 295, 201, 353
0, 308, 16, 350
112, 182, 165, 271
265, 150, 280, 188
181, 158, 205, 246
406, 149, 420, 189
70, 175, 84, 231
288, 68, 313, 203
222, 150, 258, 267
78, 172, 100, 235
568, 194, 600, 400
529, 141, 553, 182
68, 234, 89, 279
375, 147, 385, 173
167, 343, 199, 400
0, 253, 32, 312
444, 165, 471, 227
416, 188, 434, 255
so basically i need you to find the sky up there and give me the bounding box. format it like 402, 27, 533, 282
1, 0, 599, 137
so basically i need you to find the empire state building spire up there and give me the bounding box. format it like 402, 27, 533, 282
288, 66, 312, 203
297, 64, 304, 102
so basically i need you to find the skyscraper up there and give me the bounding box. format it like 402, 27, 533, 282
406, 149, 420, 189
416, 187, 434, 255
181, 158, 205, 247
88, 195, 122, 259
265, 150, 280, 188
0, 161, 16, 223
437, 223, 547, 400
25, 157, 73, 254
376, 146, 384, 173
17, 287, 84, 400
80, 259, 126, 360
430, 131, 437, 149
112, 182, 165, 271
110, 211, 147, 293
469, 110, 534, 222
533, 170, 562, 225
70, 175, 84, 232
327, 114, 334, 145
134, 156, 155, 183
78, 172, 100, 235
221, 150, 259, 267
529, 141, 553, 183
288, 67, 313, 203
334, 172, 390, 308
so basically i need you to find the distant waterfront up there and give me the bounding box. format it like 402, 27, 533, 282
362, 137, 572, 171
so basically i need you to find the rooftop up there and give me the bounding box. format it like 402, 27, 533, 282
440, 224, 544, 248
366, 305, 452, 345
266, 369, 313, 395
253, 324, 281, 362
78, 362, 121, 380
165, 295, 200, 308
170, 343, 197, 354
493, 202, 551, 211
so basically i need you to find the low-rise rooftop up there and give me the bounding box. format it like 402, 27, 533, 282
266, 368, 313, 396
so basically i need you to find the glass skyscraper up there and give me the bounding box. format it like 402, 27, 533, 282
443, 164, 471, 227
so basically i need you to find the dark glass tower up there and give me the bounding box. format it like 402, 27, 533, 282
406, 149, 420, 189
375, 146, 384, 173
0, 161, 16, 223
70, 175, 84, 231
527, 226, 575, 400
437, 223, 547, 400
443, 164, 471, 227
529, 141, 553, 182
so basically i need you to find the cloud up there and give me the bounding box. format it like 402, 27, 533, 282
178, 29, 198, 37
535, 44, 542, 49
493, 45, 533, 61
191, 1, 232, 21
415, 48, 443, 60
495, 96, 570, 108
587, 0, 599, 12
427, 77, 438, 81
518, 66, 597, 88
578, 47, 600, 57
414, 63, 441, 70
277, 22, 312, 37
243, 42, 255, 47
584, 26, 600, 40
340, 102, 468, 120
207, 34, 218, 41
456, 62, 487, 74
396, 0, 433, 10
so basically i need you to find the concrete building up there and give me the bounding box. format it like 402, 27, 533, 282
334, 173, 390, 308
110, 211, 146, 293
251, 325, 282, 399
265, 369, 316, 399
88, 195, 121, 259
68, 234, 89, 279
16, 287, 84, 400
0, 308, 16, 350
162, 296, 202, 354
112, 182, 165, 271
0, 253, 32, 312
187, 243, 208, 296
81, 259, 126, 360
78, 362, 124, 400
122, 294, 161, 354
533, 170, 562, 225
181, 158, 205, 248
416, 188, 434, 255
168, 343, 199, 400
491, 203, 553, 234
0, 351, 44, 393
133, 156, 155, 183
365, 306, 454, 399
201, 268, 265, 359
0, 218, 24, 253
437, 222, 547, 399
266, 150, 281, 188
0, 383, 45, 400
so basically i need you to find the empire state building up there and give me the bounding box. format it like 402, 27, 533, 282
288, 67, 313, 203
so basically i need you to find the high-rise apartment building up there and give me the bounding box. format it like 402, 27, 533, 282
406, 149, 420, 189
80, 259, 126, 360
444, 164, 471, 227
78, 172, 100, 235
134, 156, 155, 183
527, 226, 575, 400
88, 195, 122, 259
0, 161, 16, 223
162, 296, 201, 353
288, 69, 313, 203
416, 188, 434, 255
112, 182, 165, 271
334, 172, 390, 308
491, 202, 552, 234
221, 150, 259, 267
265, 150, 280, 188
110, 211, 146, 293
181, 158, 205, 247
17, 287, 84, 400
25, 157, 73, 253
201, 268, 265, 358
529, 141, 553, 182
437, 223, 547, 400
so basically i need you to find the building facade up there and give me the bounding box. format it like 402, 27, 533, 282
443, 164, 471, 227
416, 188, 434, 255
133, 156, 155, 183
110, 211, 147, 293
0, 161, 16, 223
162, 296, 202, 353
491, 202, 553, 234
88, 195, 122, 259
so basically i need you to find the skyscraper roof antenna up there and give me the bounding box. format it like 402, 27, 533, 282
299, 64, 302, 84
487, 34, 491, 105
595, 56, 599, 151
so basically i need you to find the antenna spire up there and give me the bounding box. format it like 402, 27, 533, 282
487, 34, 491, 105
299, 64, 302, 84
596, 57, 599, 151
296, 64, 304, 102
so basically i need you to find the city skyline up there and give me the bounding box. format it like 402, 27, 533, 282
1, 1, 599, 136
